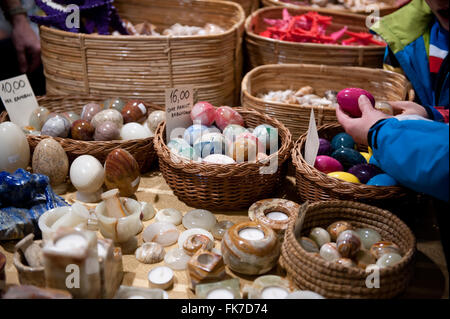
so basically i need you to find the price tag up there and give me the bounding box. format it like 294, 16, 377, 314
304, 109, 320, 166
165, 86, 194, 140
0, 74, 39, 128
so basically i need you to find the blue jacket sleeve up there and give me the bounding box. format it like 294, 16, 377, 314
368, 116, 449, 201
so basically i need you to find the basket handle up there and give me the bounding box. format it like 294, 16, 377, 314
293, 201, 309, 240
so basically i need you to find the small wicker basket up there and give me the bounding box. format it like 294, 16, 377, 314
153, 108, 292, 210
0, 96, 162, 173
241, 63, 414, 139
292, 123, 410, 203
245, 6, 386, 69
280, 200, 416, 299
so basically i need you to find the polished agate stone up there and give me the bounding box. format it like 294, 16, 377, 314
336, 230, 361, 258
355, 228, 382, 250
94, 121, 120, 141
244, 275, 293, 299
81, 102, 102, 122
0, 122, 30, 173
370, 241, 402, 259
103, 97, 125, 112
71, 119, 94, 141
182, 209, 216, 231
214, 106, 244, 131
91, 109, 123, 129
29, 106, 50, 130
104, 148, 140, 197
41, 115, 70, 138
61, 111, 80, 125
147, 110, 166, 132
121, 100, 148, 124
319, 242, 341, 262
120, 122, 152, 140
143, 222, 179, 247
155, 208, 182, 225
190, 101, 216, 126
309, 227, 331, 248
335, 258, 356, 268
299, 237, 319, 253
135, 242, 165, 264
164, 247, 191, 271
376, 252, 403, 268
211, 220, 234, 240
327, 221, 353, 241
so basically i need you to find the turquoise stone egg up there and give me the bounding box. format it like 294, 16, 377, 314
331, 147, 366, 170
331, 133, 355, 151
355, 228, 382, 250
367, 174, 398, 186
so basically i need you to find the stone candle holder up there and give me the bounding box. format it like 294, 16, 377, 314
13, 234, 45, 287
243, 275, 294, 299
195, 278, 241, 299
187, 249, 225, 289
221, 221, 280, 275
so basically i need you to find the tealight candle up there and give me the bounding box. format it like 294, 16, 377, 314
266, 211, 288, 221
261, 286, 289, 299
148, 266, 174, 290
54, 234, 88, 252
206, 288, 235, 299
239, 227, 264, 241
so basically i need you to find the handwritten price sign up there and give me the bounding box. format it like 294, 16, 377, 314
165, 86, 194, 140
0, 75, 39, 127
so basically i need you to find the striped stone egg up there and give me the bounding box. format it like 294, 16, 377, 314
104, 148, 140, 197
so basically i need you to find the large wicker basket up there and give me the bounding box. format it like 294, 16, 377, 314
40, 0, 245, 106
154, 108, 292, 210
280, 200, 416, 298
261, 0, 399, 16
245, 6, 385, 69
213, 0, 260, 16
0, 96, 162, 173
292, 123, 410, 204
241, 64, 414, 139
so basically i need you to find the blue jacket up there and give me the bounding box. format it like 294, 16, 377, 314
368, 116, 449, 201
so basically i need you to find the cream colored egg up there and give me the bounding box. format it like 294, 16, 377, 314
0, 121, 30, 173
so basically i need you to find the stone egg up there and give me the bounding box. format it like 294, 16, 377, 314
370, 241, 402, 259
94, 121, 120, 141
318, 138, 332, 156
69, 155, 105, 193
222, 124, 248, 143
327, 221, 353, 241
104, 148, 140, 197
80, 102, 102, 122
214, 106, 244, 131
336, 88, 375, 118
168, 138, 191, 153
355, 228, 381, 250
319, 242, 341, 262
331, 147, 366, 170
314, 155, 343, 174
228, 132, 264, 163
0, 122, 30, 173
193, 132, 226, 158
203, 154, 235, 164
376, 252, 402, 268
308, 227, 331, 248
91, 109, 123, 129
61, 111, 80, 125
121, 100, 148, 124
71, 119, 94, 141
146, 110, 166, 132
191, 101, 216, 126
348, 164, 383, 184
252, 124, 278, 151
367, 174, 398, 187
120, 123, 151, 140
183, 124, 211, 146
102, 97, 125, 112
336, 230, 361, 258
298, 237, 319, 253
331, 132, 355, 151
28, 106, 50, 130
327, 171, 360, 183
335, 258, 356, 268
41, 115, 71, 138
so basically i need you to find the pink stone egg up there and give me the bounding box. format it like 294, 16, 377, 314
314, 155, 344, 174
81, 103, 102, 122
337, 88, 375, 118
214, 106, 244, 131
190, 102, 216, 126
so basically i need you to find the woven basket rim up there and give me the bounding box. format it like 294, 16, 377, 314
153, 107, 292, 176
286, 200, 416, 275
291, 122, 408, 196
245, 6, 385, 50
40, 0, 245, 41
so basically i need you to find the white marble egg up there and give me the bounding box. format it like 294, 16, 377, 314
355, 228, 382, 250
309, 227, 331, 248
69, 155, 105, 193
120, 122, 152, 140
319, 242, 341, 262
0, 122, 30, 173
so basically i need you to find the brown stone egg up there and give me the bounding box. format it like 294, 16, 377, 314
327, 221, 353, 241
121, 100, 148, 124
71, 119, 94, 141
104, 148, 140, 197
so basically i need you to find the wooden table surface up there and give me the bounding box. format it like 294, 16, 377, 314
1, 170, 448, 299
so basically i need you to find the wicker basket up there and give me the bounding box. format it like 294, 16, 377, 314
212, 0, 260, 16
261, 0, 399, 16
292, 123, 410, 204
245, 6, 385, 69
154, 108, 292, 210
0, 96, 162, 173
40, 0, 245, 106
241, 64, 414, 139
280, 200, 416, 298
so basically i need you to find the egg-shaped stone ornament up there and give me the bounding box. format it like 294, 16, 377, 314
203, 154, 235, 164
348, 163, 383, 184
69, 155, 105, 203
91, 109, 123, 129
71, 120, 95, 141
190, 102, 216, 126
355, 228, 381, 249
309, 227, 331, 248
252, 124, 278, 151
327, 171, 360, 183
370, 241, 402, 259
367, 174, 398, 186
102, 97, 126, 112
331, 147, 366, 170
299, 237, 320, 253
318, 138, 332, 156
336, 230, 361, 258
331, 132, 355, 151
337, 88, 375, 118
327, 221, 353, 241
120, 123, 152, 140
167, 138, 199, 161
28, 106, 50, 131
41, 115, 71, 138
376, 252, 403, 268
183, 124, 211, 146
314, 156, 343, 174
223, 124, 248, 143
0, 122, 30, 173
80, 102, 102, 122
61, 111, 81, 125
194, 132, 226, 158
32, 138, 69, 194
228, 132, 264, 163
121, 100, 148, 124
94, 121, 120, 141
214, 106, 244, 131
319, 242, 341, 262
146, 110, 166, 132
104, 149, 140, 197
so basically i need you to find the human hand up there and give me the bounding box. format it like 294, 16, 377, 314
11, 14, 41, 73
388, 101, 429, 118
336, 95, 392, 145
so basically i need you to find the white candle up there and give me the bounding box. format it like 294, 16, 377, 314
266, 211, 288, 221
128, 295, 146, 299
261, 286, 289, 299
239, 227, 264, 241
148, 266, 174, 290
54, 234, 87, 251
206, 288, 235, 299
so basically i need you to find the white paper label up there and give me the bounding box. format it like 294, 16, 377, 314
304, 109, 320, 166
165, 86, 194, 140
0, 74, 39, 128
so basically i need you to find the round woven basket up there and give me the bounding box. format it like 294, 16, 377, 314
241, 63, 415, 140
280, 200, 416, 298
213, 0, 260, 16
292, 122, 410, 203
0, 96, 162, 173
261, 0, 399, 16
154, 107, 292, 210
40, 0, 245, 106
245, 6, 385, 69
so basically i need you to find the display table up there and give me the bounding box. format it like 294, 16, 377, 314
1, 170, 448, 299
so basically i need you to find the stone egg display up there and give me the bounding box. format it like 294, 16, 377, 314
183, 124, 211, 146
314, 155, 343, 174
121, 100, 148, 124
298, 237, 319, 253
370, 241, 402, 259
71, 119, 95, 141
336, 230, 361, 258
120, 123, 152, 140
61, 111, 81, 125
327, 171, 360, 183
318, 138, 332, 156
376, 252, 403, 268
337, 88, 375, 118
190, 101, 216, 126
252, 124, 278, 151
94, 121, 120, 141
331, 132, 355, 151
41, 115, 71, 138
375, 101, 394, 115
331, 147, 366, 170
193, 132, 226, 158
91, 109, 123, 129
319, 242, 341, 262
104, 148, 140, 197
203, 154, 235, 164
28, 106, 50, 130
146, 110, 166, 132
214, 106, 244, 131
32, 138, 69, 194
183, 209, 217, 231
223, 124, 248, 143
102, 97, 125, 112
367, 174, 398, 186
348, 163, 383, 184
308, 227, 331, 248
81, 102, 102, 122
69, 155, 105, 203
228, 132, 264, 163
0, 122, 30, 173
327, 221, 353, 241
355, 228, 382, 250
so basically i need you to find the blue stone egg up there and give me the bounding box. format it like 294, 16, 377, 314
331, 133, 355, 151
367, 174, 398, 186
331, 147, 366, 170
183, 124, 211, 145
193, 133, 226, 158
348, 164, 383, 184
318, 138, 332, 156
